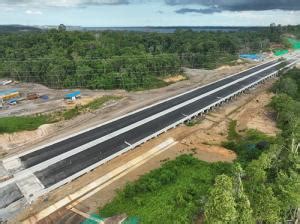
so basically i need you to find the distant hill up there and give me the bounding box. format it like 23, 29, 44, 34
0, 25, 41, 33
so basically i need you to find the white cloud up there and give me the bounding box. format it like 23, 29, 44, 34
0, 0, 129, 8
25, 9, 42, 14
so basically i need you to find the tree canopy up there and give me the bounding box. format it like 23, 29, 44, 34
1, 26, 299, 90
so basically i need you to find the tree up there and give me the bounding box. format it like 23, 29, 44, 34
245, 151, 281, 223
251, 185, 281, 223
58, 24, 66, 32
236, 194, 253, 224
274, 170, 300, 221
204, 175, 237, 224
233, 164, 254, 224
275, 77, 298, 98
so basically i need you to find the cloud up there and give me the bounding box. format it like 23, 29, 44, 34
176, 7, 221, 14
0, 0, 129, 8
166, 0, 300, 14
25, 9, 42, 14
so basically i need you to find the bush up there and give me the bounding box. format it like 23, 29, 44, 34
223, 126, 273, 163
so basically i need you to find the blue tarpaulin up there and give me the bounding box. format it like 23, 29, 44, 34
7, 98, 18, 104
239, 54, 262, 61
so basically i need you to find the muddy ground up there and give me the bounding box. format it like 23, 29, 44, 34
14, 78, 279, 224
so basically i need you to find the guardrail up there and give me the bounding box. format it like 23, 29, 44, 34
31, 59, 300, 202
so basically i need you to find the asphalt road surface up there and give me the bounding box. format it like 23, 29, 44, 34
20, 60, 278, 169
22, 59, 285, 188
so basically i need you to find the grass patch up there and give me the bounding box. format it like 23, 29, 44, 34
62, 106, 81, 120
227, 120, 241, 141
83, 95, 122, 110
0, 95, 122, 133
185, 118, 202, 127
0, 115, 53, 134
99, 154, 233, 223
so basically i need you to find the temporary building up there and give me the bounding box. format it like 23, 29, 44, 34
0, 89, 20, 101
64, 91, 81, 100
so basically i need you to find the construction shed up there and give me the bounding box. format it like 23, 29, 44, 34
0, 89, 20, 101
64, 91, 81, 100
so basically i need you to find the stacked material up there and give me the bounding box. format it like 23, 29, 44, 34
0, 89, 20, 101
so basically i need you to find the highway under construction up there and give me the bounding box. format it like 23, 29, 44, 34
0, 55, 299, 218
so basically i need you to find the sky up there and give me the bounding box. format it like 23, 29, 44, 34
1, 0, 300, 27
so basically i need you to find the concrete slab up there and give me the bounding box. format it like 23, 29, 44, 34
0, 162, 10, 182
0, 162, 8, 176
0, 198, 27, 222
16, 173, 45, 203
2, 158, 22, 172
0, 183, 23, 209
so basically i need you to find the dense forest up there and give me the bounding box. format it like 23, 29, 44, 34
0, 25, 299, 90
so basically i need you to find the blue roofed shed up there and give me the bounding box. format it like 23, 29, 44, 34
64, 91, 81, 100
0, 89, 18, 96
0, 89, 20, 101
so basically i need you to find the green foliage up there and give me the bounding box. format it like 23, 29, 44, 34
99, 155, 232, 224
0, 115, 52, 133
271, 69, 300, 143
185, 118, 202, 127
235, 69, 300, 223
273, 77, 298, 98
1, 27, 298, 90
235, 193, 254, 224
232, 164, 254, 224
223, 126, 273, 164
204, 174, 237, 224
273, 170, 300, 217
228, 120, 241, 141
62, 106, 81, 120
249, 185, 281, 223
83, 95, 122, 110
272, 68, 300, 100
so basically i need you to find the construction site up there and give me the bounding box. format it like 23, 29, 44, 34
1, 51, 299, 223
0, 18, 300, 223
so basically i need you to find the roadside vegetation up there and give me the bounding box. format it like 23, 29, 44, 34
1, 25, 299, 90
185, 117, 202, 127
0, 115, 53, 134
0, 95, 121, 134
100, 155, 233, 223
98, 69, 300, 223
